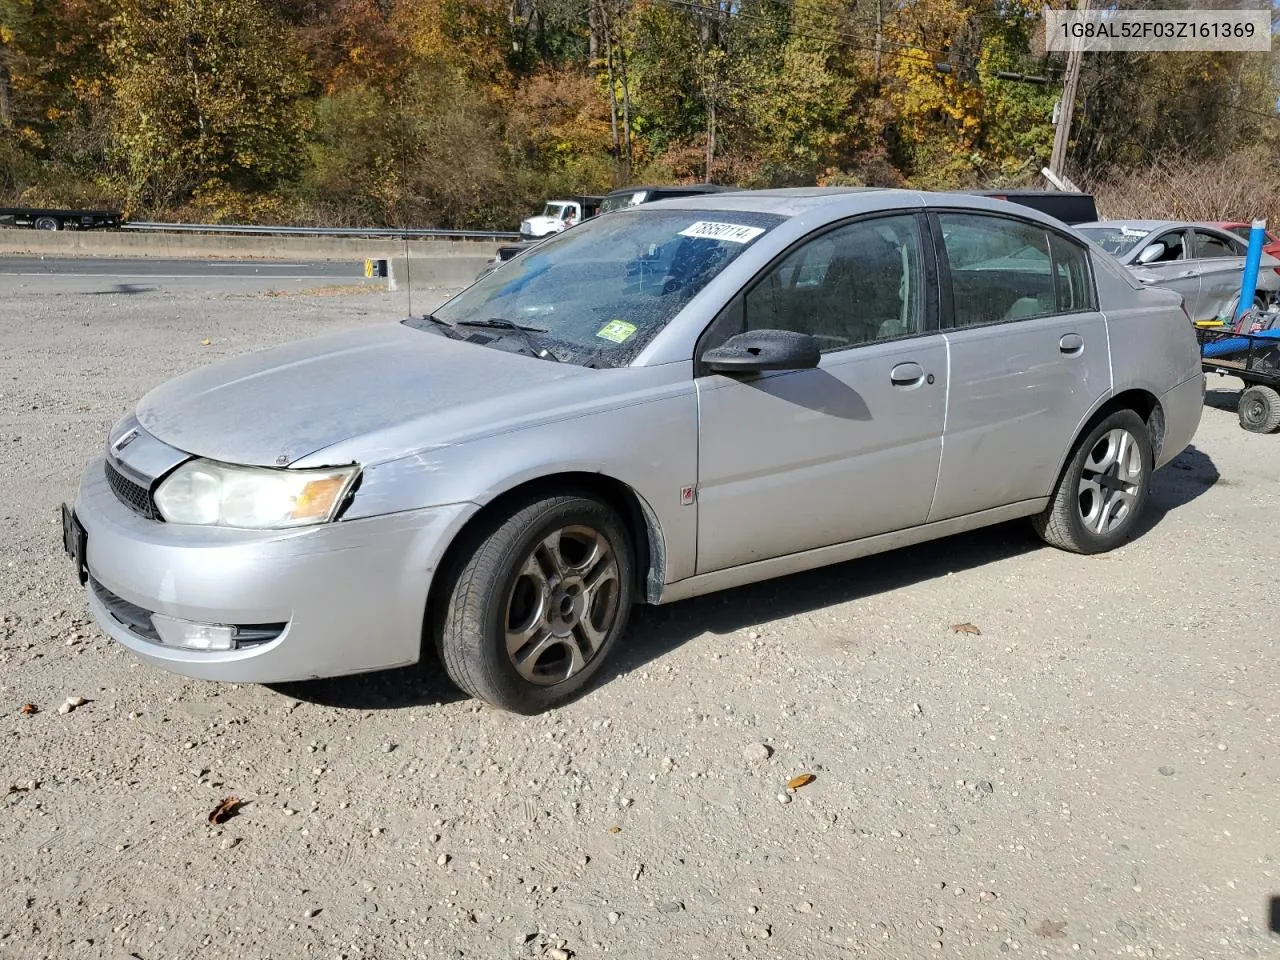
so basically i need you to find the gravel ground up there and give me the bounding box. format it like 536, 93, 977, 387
2, 276, 1279, 960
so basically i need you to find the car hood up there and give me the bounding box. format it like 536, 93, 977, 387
522, 216, 562, 233
135, 324, 591, 467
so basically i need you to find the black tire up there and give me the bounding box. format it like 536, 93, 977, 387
33, 216, 60, 231
1238, 384, 1280, 433
1033, 409, 1153, 554
433, 493, 635, 713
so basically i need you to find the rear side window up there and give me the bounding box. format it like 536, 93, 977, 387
938, 212, 1096, 327
1049, 233, 1097, 313
1192, 230, 1237, 259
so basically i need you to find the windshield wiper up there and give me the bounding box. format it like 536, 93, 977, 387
407, 313, 463, 339
455, 317, 560, 362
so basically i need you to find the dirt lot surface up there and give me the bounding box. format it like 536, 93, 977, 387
2, 270, 1278, 960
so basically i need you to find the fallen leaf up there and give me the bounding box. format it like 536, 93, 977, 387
208, 795, 241, 825
1035, 919, 1067, 939
950, 622, 982, 636
607, 825, 621, 834
200, 338, 212, 346
19, 703, 38, 715
786, 773, 816, 790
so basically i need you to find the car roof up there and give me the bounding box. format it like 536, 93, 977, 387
1076, 219, 1179, 232
606, 184, 738, 196
638, 186, 885, 216
637, 187, 1111, 229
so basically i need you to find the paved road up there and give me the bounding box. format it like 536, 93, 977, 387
0, 254, 374, 294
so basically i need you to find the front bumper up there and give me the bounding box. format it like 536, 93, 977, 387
73, 457, 473, 683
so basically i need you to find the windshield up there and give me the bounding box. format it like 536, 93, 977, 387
600, 190, 648, 214
1076, 225, 1150, 258
542, 203, 567, 219
410, 208, 785, 367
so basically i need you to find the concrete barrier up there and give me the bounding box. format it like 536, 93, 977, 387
386, 255, 489, 291
0, 227, 501, 263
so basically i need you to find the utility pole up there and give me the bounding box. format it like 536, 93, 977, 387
874, 0, 883, 83
1049, 0, 1088, 180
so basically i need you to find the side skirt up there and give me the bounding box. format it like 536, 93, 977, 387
655, 499, 1048, 605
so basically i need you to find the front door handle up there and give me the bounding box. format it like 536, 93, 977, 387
1059, 333, 1084, 355
1177, 270, 1198, 278
890, 362, 925, 387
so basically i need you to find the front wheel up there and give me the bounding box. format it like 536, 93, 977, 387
1033, 410, 1153, 554
434, 493, 635, 713
33, 216, 60, 231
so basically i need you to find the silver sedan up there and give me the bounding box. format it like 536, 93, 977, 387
1076, 219, 1280, 322
65, 189, 1205, 713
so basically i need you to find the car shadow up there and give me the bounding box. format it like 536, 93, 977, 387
1134, 443, 1220, 536
268, 663, 468, 711
84, 283, 156, 296
272, 444, 1220, 712
1204, 380, 1242, 413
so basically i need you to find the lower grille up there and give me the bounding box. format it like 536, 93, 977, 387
89, 578, 285, 648
104, 460, 159, 519
90, 577, 161, 642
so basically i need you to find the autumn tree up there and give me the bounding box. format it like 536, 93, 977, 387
107, 0, 310, 213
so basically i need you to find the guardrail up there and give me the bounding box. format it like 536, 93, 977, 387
120, 221, 521, 241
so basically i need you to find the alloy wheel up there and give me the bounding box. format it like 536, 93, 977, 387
1077, 428, 1143, 535
504, 525, 622, 685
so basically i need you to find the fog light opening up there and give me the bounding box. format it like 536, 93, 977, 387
150, 613, 236, 651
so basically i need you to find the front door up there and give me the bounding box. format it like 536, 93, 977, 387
694, 213, 947, 574
1132, 228, 1201, 313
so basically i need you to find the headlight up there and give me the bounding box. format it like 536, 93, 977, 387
154, 459, 359, 528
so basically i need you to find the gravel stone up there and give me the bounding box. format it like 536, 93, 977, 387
742, 743, 772, 762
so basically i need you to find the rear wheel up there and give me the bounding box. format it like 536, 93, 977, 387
1033, 410, 1153, 554
1238, 384, 1280, 433
33, 216, 60, 231
434, 493, 635, 713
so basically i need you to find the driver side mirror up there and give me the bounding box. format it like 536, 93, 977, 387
1137, 242, 1167, 265
703, 329, 821, 375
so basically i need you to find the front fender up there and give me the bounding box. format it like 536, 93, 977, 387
340, 381, 699, 584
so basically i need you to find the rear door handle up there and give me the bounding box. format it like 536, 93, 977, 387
1059, 333, 1084, 355
890, 362, 925, 387
1177, 270, 1198, 278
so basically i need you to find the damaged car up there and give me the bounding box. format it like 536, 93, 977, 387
65, 188, 1204, 713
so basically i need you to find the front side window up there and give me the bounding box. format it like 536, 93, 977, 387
413, 209, 784, 367
743, 215, 925, 351
1145, 231, 1187, 263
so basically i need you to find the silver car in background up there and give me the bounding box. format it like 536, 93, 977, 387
64, 189, 1205, 713
1076, 219, 1280, 322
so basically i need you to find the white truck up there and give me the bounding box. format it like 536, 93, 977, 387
518, 195, 604, 240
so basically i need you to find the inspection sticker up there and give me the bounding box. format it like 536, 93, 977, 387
678, 221, 766, 244
596, 319, 638, 343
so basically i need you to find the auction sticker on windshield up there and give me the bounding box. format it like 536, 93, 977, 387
678, 221, 766, 243
596, 319, 638, 343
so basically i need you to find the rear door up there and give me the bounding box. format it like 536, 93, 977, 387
1189, 228, 1246, 321
928, 211, 1112, 520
